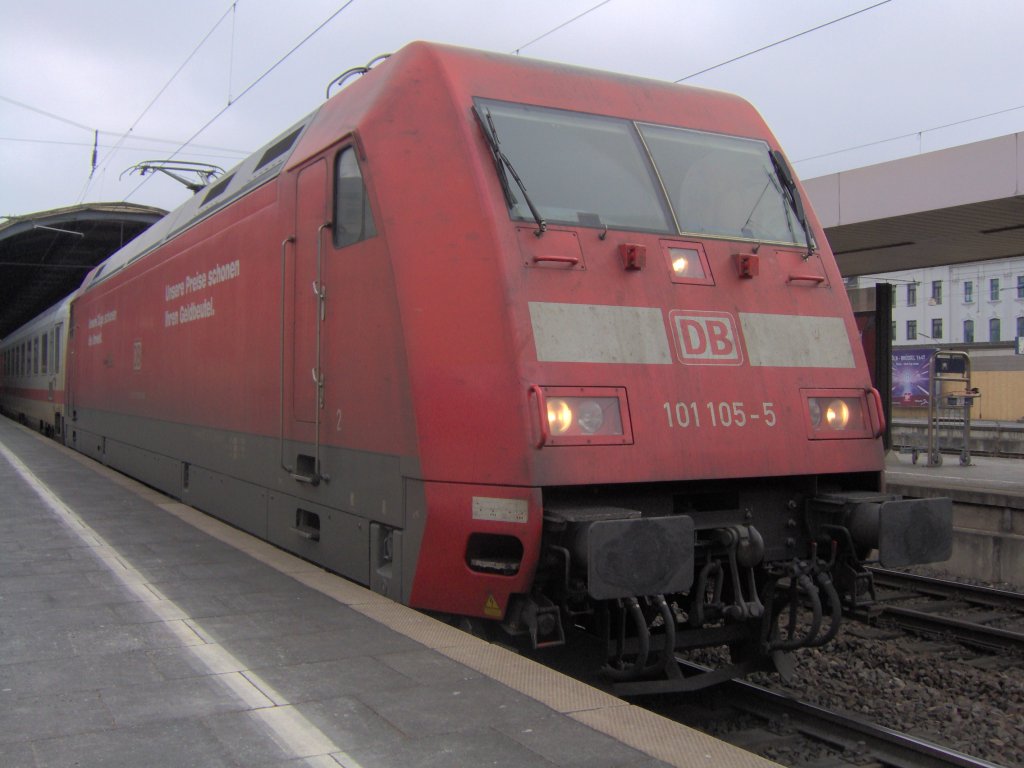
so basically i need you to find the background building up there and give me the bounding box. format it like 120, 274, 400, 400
850, 255, 1024, 346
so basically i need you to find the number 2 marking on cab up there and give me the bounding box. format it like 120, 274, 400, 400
663, 401, 776, 429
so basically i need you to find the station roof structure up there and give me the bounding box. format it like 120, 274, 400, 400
0, 202, 165, 338
804, 131, 1024, 278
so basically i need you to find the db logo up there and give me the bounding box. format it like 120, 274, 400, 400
669, 310, 744, 365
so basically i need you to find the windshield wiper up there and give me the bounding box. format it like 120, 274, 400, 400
769, 149, 815, 258
741, 176, 774, 238
474, 106, 547, 237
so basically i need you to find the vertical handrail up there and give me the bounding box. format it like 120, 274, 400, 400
279, 236, 295, 473
312, 222, 332, 482
926, 354, 938, 465
529, 384, 549, 448
866, 387, 886, 439
962, 353, 973, 466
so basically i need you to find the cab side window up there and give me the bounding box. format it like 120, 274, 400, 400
333, 147, 376, 248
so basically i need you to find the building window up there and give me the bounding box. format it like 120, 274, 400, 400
1018, 316, 1024, 339
964, 319, 974, 343
990, 317, 1001, 342
931, 318, 942, 339
990, 278, 1000, 301
1018, 275, 1024, 299
931, 280, 942, 305
963, 280, 973, 303
907, 282, 917, 307
906, 320, 917, 340
891, 322, 896, 341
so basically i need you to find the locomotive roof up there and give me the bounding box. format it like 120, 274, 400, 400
81, 111, 316, 290
80, 41, 763, 292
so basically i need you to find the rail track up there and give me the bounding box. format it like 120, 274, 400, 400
867, 567, 1024, 653
655, 661, 1006, 768
540, 608, 1019, 767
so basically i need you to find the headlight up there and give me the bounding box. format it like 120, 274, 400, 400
824, 399, 850, 429
547, 397, 621, 436
668, 247, 706, 280
805, 392, 868, 438
576, 400, 605, 433
533, 387, 632, 446
547, 399, 574, 434
808, 398, 822, 426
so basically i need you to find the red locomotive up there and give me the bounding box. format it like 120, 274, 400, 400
4, 42, 952, 693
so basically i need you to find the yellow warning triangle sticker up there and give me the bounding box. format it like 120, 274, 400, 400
483, 594, 502, 617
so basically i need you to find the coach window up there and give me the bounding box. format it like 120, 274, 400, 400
33, 337, 40, 375
333, 147, 376, 249
41, 332, 49, 375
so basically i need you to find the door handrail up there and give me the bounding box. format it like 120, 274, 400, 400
279, 235, 295, 474
311, 221, 332, 483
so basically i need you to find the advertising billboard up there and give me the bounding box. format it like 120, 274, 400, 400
892, 347, 933, 407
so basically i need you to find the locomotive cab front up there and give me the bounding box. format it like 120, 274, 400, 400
458, 90, 953, 692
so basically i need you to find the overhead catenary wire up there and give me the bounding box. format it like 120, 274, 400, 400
81, 1, 240, 203
793, 102, 1024, 165
0, 94, 95, 132
0, 133, 250, 159
125, 0, 361, 201
512, 0, 615, 55
675, 0, 893, 82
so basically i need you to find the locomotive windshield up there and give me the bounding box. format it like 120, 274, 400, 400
476, 98, 809, 247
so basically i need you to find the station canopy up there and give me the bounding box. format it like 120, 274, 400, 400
804, 131, 1024, 278
0, 202, 165, 338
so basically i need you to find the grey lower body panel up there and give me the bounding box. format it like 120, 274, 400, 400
69, 408, 421, 601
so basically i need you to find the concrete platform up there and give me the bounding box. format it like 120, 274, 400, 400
886, 450, 1024, 503
0, 418, 779, 768
885, 451, 1024, 586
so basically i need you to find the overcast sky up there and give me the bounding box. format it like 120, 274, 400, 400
3, 0, 1023, 219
